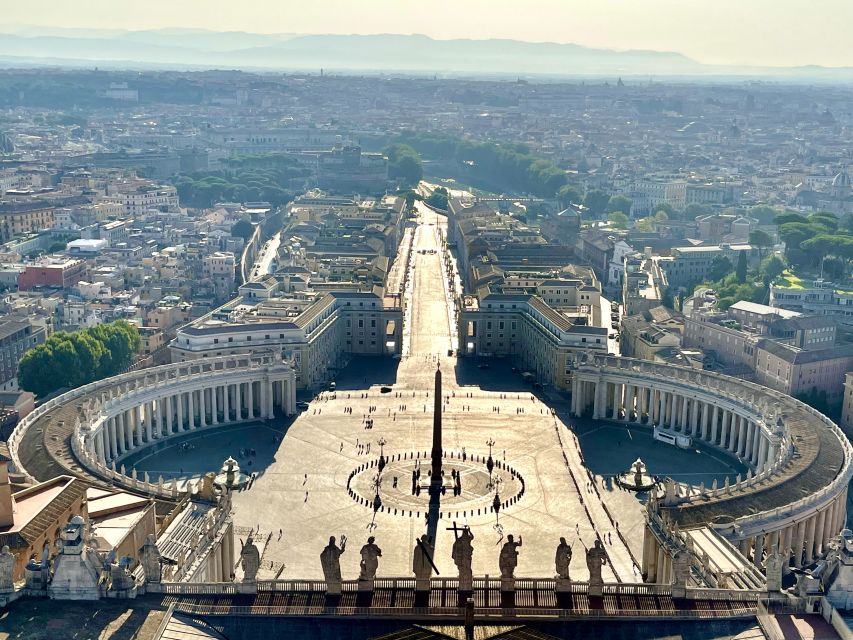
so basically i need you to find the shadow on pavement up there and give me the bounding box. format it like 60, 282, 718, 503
453, 356, 530, 392
332, 355, 400, 390
121, 421, 291, 480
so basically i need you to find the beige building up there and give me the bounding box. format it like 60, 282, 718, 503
171, 291, 402, 389
458, 289, 608, 390
0, 451, 86, 582
620, 306, 684, 361
754, 341, 853, 401
0, 207, 55, 242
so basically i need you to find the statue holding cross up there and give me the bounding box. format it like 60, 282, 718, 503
449, 521, 474, 591
413, 534, 438, 591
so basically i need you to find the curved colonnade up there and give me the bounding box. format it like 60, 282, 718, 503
572, 355, 853, 572
9, 353, 296, 498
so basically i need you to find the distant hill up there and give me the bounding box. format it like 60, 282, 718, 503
0, 27, 851, 80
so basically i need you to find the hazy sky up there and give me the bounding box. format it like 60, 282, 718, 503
4, 0, 853, 68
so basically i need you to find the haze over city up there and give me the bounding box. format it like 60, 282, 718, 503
2, 0, 853, 68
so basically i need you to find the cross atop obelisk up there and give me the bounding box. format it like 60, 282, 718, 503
430, 363, 442, 492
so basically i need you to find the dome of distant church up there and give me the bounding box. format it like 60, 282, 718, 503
832, 171, 851, 188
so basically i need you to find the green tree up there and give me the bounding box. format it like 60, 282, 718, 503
748, 205, 779, 225
557, 184, 582, 208
774, 211, 809, 226
778, 222, 817, 251
809, 212, 839, 232
709, 255, 733, 282
759, 255, 786, 281
684, 203, 712, 220
583, 190, 610, 217
425, 187, 449, 210
606, 195, 633, 216
231, 219, 254, 241
18, 320, 141, 398
385, 143, 423, 187
735, 251, 747, 284
749, 229, 774, 250
608, 212, 629, 229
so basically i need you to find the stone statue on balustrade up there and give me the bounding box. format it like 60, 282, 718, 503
25, 542, 50, 590
586, 539, 608, 596
671, 549, 690, 598
554, 537, 573, 591
499, 534, 522, 591
240, 533, 260, 583
358, 536, 382, 586
109, 556, 137, 595
765, 543, 785, 594
0, 545, 15, 594
320, 535, 346, 594
413, 534, 435, 591
452, 526, 474, 592
141, 534, 161, 584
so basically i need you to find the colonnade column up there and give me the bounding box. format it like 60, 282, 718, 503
223, 384, 231, 422
187, 391, 195, 430
200, 389, 208, 428
177, 392, 185, 431
710, 405, 719, 445
794, 520, 807, 568
804, 516, 818, 564
247, 381, 255, 420
109, 417, 118, 459
165, 396, 173, 434
757, 436, 769, 472
781, 526, 794, 570
209, 387, 215, 424
667, 394, 675, 428
144, 402, 152, 442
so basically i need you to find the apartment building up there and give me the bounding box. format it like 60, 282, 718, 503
0, 206, 55, 242
17, 258, 87, 291
770, 279, 853, 328
0, 318, 48, 384
753, 340, 853, 401
122, 186, 179, 216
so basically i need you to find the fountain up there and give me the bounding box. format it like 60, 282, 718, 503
615, 457, 658, 492
214, 456, 250, 490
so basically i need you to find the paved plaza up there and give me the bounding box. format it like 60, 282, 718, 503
140, 206, 745, 584
226, 206, 636, 583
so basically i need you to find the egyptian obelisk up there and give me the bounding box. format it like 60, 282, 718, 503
430, 364, 443, 492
